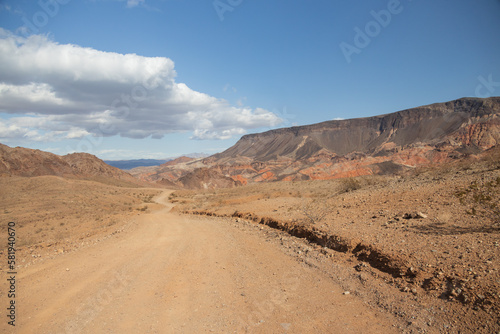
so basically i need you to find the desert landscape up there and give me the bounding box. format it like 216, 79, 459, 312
2, 2, 500, 332
0, 97, 499, 333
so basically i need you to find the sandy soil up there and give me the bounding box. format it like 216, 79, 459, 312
1, 189, 400, 333
0, 176, 161, 248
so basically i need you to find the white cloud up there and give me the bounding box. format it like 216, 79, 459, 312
0, 29, 282, 142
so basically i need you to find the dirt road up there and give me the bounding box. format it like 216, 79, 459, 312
6, 191, 398, 333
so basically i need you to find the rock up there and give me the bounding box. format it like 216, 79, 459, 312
403, 212, 427, 219
355, 263, 368, 272
415, 212, 427, 219
343, 291, 350, 295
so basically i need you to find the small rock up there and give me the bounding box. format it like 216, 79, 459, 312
66, 268, 70, 271
355, 263, 368, 272
403, 212, 427, 219
343, 291, 350, 295
415, 212, 427, 219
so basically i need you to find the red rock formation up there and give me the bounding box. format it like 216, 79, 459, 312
134, 97, 500, 188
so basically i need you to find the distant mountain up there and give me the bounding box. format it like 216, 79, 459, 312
133, 97, 500, 188
128, 155, 239, 190
0, 144, 149, 187
104, 159, 169, 170
105, 153, 210, 170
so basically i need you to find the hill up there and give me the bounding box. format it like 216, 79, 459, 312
0, 144, 148, 187
134, 97, 500, 188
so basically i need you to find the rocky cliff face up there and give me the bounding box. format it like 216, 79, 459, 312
132, 97, 500, 188
214, 97, 500, 162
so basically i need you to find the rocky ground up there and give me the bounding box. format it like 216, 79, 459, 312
1, 151, 499, 333
174, 153, 500, 333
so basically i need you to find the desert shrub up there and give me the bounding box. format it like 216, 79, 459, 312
143, 194, 155, 203
338, 177, 362, 193
455, 177, 500, 225
300, 199, 333, 225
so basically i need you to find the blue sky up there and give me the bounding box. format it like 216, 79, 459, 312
0, 0, 499, 160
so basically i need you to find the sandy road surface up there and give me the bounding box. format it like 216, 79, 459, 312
3, 191, 397, 333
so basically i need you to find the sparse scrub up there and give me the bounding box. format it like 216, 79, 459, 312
143, 194, 155, 203
455, 176, 500, 225
338, 177, 362, 193
300, 198, 334, 225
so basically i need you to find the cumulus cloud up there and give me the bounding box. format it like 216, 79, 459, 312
0, 29, 282, 142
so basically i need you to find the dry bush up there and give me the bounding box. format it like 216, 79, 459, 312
300, 198, 334, 225
455, 176, 500, 226
337, 177, 362, 193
